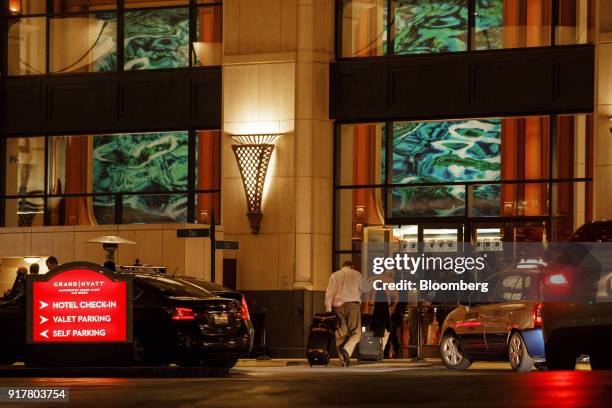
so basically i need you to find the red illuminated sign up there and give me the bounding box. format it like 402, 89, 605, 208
27, 263, 131, 343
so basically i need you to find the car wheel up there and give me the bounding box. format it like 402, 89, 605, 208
590, 351, 612, 370
508, 332, 534, 372
545, 343, 576, 370
203, 358, 238, 369
440, 333, 471, 370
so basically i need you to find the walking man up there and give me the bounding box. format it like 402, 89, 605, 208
325, 260, 370, 367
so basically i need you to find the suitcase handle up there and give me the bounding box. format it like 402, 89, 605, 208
311, 327, 331, 332
307, 348, 329, 355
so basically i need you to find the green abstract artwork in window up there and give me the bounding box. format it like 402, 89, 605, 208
391, 119, 501, 217
124, 8, 189, 70
93, 131, 189, 224
394, 0, 468, 54
474, 0, 504, 50
93, 13, 118, 72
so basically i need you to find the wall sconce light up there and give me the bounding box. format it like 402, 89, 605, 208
231, 134, 280, 234
8, 0, 21, 15
355, 205, 366, 220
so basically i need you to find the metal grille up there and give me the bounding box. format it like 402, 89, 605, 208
231, 143, 275, 233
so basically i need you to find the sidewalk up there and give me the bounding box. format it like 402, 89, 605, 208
236, 358, 442, 368
0, 359, 443, 377
235, 359, 591, 371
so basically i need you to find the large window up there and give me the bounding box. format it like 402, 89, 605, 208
2, 130, 221, 227
334, 114, 593, 267
49, 12, 117, 73
393, 0, 469, 55
338, 0, 595, 58
124, 8, 189, 70
3, 137, 45, 226
4, 0, 222, 76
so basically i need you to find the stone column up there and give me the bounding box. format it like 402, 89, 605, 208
594, 0, 612, 220
221, 0, 334, 292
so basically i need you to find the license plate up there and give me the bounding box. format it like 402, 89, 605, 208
213, 313, 229, 325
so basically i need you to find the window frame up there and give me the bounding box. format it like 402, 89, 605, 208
0, 128, 222, 227
2, 0, 223, 77
332, 114, 595, 269
334, 0, 593, 61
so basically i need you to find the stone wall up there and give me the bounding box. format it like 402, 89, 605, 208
0, 224, 222, 294
594, 0, 612, 220
221, 0, 335, 292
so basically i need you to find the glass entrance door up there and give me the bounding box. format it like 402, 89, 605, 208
389, 223, 464, 253
468, 220, 548, 245
420, 224, 464, 253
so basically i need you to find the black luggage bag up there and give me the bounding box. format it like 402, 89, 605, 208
358, 314, 383, 362
357, 329, 384, 362
306, 312, 338, 366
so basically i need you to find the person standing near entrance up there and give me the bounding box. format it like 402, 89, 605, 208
46, 256, 59, 271
6, 267, 28, 299
325, 260, 370, 367
365, 269, 398, 353
29, 263, 40, 275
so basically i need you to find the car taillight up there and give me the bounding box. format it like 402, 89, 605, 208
240, 296, 250, 321
532, 303, 543, 328
172, 307, 196, 321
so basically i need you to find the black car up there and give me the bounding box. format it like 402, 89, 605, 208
180, 276, 255, 349
131, 274, 254, 368
0, 273, 252, 369
181, 276, 248, 305
542, 221, 612, 370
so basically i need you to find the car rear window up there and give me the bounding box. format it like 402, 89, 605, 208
571, 224, 612, 242
136, 276, 215, 298
180, 278, 223, 292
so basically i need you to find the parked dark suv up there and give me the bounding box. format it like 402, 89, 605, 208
542, 221, 612, 370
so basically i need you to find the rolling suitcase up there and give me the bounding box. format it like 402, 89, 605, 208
358, 316, 384, 362
306, 313, 338, 366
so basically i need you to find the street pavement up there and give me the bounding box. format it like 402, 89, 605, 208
0, 360, 610, 408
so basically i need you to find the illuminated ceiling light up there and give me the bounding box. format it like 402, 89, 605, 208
24, 257, 40, 264
8, 0, 21, 14
231, 134, 280, 234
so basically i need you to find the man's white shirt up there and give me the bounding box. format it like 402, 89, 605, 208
325, 266, 371, 312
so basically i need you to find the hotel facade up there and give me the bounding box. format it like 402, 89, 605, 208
1, 0, 611, 356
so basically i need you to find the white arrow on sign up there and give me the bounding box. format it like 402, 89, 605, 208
40, 330, 49, 339
40, 316, 48, 324
39, 301, 48, 310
